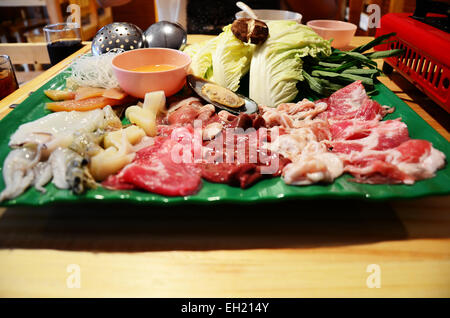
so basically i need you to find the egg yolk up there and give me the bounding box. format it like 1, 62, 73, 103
130, 64, 177, 72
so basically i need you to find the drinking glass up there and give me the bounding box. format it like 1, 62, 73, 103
0, 55, 19, 100
44, 23, 82, 65
156, 0, 187, 29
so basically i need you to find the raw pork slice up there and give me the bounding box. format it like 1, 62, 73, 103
259, 99, 328, 128
317, 81, 393, 121
330, 119, 410, 154
343, 139, 446, 184
166, 97, 219, 126
267, 123, 343, 185
282, 148, 344, 185
103, 137, 202, 196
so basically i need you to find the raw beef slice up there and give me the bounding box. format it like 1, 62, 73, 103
103, 137, 202, 196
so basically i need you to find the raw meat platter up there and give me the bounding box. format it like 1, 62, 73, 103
1, 24, 449, 206
0, 71, 448, 206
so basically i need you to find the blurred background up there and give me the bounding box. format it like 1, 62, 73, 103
0, 0, 423, 86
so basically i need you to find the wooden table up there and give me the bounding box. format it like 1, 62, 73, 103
0, 36, 449, 298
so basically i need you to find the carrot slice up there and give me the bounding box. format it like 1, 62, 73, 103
103, 87, 127, 100
46, 96, 125, 112
44, 90, 76, 101
75, 87, 106, 100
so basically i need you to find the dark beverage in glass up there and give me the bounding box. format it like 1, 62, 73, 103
0, 55, 19, 100
47, 40, 83, 65
44, 23, 82, 66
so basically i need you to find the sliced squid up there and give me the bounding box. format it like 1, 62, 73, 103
9, 106, 121, 157
32, 161, 52, 193
0, 145, 42, 202
49, 147, 96, 194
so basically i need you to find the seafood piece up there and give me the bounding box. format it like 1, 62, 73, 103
69, 131, 105, 158
49, 148, 96, 194
44, 90, 76, 101
90, 130, 137, 181
104, 125, 146, 149
187, 75, 257, 115
126, 91, 165, 136
75, 87, 106, 100
103, 104, 122, 131
49, 148, 71, 189
9, 106, 121, 156
91, 126, 147, 181
46, 96, 127, 112
0, 145, 42, 202
32, 162, 52, 193
103, 87, 127, 100
201, 83, 244, 108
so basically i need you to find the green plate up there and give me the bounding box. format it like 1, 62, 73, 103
0, 70, 449, 206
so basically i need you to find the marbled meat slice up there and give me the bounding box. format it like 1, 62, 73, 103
168, 103, 200, 125
317, 81, 393, 121
259, 99, 328, 128
102, 137, 202, 196
329, 119, 410, 154
167, 97, 219, 126
343, 139, 446, 184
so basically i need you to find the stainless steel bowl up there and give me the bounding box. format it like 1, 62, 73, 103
144, 21, 187, 50
91, 22, 145, 55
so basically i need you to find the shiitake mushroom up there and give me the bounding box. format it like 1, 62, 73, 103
231, 18, 269, 45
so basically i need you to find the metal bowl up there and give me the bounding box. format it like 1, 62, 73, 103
144, 21, 187, 50
91, 22, 145, 55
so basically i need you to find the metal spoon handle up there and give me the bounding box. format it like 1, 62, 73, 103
236, 1, 258, 19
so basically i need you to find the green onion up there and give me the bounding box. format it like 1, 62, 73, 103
299, 33, 404, 98
364, 49, 405, 59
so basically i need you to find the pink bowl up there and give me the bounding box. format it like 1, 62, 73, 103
112, 48, 191, 98
307, 20, 357, 49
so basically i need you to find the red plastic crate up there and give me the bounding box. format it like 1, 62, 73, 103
375, 13, 450, 113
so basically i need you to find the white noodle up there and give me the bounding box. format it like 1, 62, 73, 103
66, 51, 123, 89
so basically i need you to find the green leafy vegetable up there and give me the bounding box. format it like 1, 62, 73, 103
300, 33, 404, 98
249, 20, 331, 106
183, 37, 218, 80
364, 49, 405, 59
210, 25, 254, 92
351, 32, 396, 53
183, 26, 403, 104
183, 25, 253, 91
